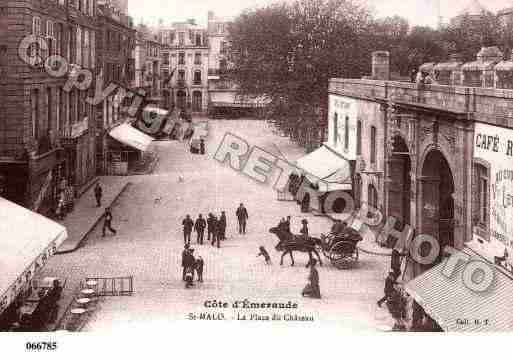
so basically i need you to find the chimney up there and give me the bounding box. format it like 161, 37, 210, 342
371, 51, 390, 80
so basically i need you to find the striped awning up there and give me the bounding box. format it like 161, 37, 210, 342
404, 247, 513, 332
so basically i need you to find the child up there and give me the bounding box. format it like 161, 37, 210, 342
195, 256, 204, 283
257, 246, 271, 265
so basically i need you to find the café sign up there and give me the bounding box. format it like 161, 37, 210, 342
470, 122, 513, 267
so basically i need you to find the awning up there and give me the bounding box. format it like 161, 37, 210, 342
404, 247, 513, 332
109, 123, 155, 152
295, 145, 352, 192
0, 198, 68, 314
495, 61, 513, 72
210, 92, 270, 108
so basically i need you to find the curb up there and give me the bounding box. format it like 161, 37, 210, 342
56, 182, 132, 254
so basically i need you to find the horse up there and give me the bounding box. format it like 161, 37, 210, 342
269, 225, 323, 267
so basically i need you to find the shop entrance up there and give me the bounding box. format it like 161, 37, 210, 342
420, 149, 455, 250
176, 90, 187, 110
192, 91, 202, 112
388, 135, 412, 226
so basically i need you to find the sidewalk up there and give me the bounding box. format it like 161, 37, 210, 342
56, 176, 131, 254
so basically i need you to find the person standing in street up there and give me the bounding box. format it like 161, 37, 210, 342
182, 214, 194, 245
284, 216, 291, 233
194, 214, 206, 245
300, 219, 309, 240
302, 258, 321, 299
211, 215, 220, 248
377, 271, 399, 308
200, 138, 205, 155
236, 203, 248, 235
207, 213, 215, 243
195, 256, 204, 282
218, 211, 227, 241
94, 183, 103, 207
102, 207, 117, 237
181, 244, 190, 281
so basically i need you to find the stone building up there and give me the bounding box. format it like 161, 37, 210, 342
133, 23, 162, 106
0, 0, 97, 216
449, 0, 489, 28
159, 18, 209, 113
95, 0, 136, 174
329, 49, 513, 331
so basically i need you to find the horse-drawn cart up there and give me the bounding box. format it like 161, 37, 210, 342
319, 228, 362, 269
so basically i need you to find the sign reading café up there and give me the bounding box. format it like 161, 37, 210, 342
471, 123, 513, 265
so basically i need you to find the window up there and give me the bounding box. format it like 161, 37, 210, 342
178, 70, 185, 81
220, 41, 227, 54
32, 17, 41, 35
194, 52, 201, 65
370, 125, 376, 164
31, 89, 40, 138
474, 163, 490, 229
178, 52, 185, 65
344, 116, 349, 151
193, 70, 202, 84
195, 33, 202, 46
83, 29, 89, 68
76, 26, 82, 65
46, 87, 52, 132
58, 87, 64, 133
356, 120, 362, 155
217, 24, 224, 34
219, 58, 227, 72
333, 113, 338, 145
178, 32, 185, 46
90, 31, 95, 68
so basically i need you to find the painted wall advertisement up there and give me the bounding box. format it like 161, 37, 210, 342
470, 122, 513, 269
328, 95, 358, 160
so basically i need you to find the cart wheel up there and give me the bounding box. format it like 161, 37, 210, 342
330, 242, 357, 269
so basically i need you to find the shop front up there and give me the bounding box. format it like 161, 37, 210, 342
60, 117, 96, 194
293, 145, 353, 214
0, 198, 68, 330
106, 123, 155, 175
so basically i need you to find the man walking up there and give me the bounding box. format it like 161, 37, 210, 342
181, 244, 190, 281
102, 207, 117, 237
284, 216, 291, 233
218, 211, 227, 241
195, 214, 206, 245
94, 183, 103, 207
207, 213, 215, 242
182, 214, 194, 245
236, 203, 248, 235
211, 215, 220, 248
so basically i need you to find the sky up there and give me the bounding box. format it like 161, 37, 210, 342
128, 0, 513, 27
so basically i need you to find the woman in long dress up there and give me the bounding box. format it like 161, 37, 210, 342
302, 258, 321, 299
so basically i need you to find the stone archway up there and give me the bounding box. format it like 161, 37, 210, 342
388, 135, 412, 227
419, 149, 455, 249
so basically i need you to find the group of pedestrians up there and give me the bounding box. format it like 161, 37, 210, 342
181, 203, 249, 248
181, 244, 204, 288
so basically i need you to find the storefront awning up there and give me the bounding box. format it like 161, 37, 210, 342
295, 145, 352, 192
404, 247, 513, 332
0, 198, 68, 314
109, 123, 155, 152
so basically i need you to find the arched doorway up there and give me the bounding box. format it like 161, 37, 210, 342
176, 90, 186, 110
420, 149, 455, 250
192, 91, 202, 112
388, 135, 412, 226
